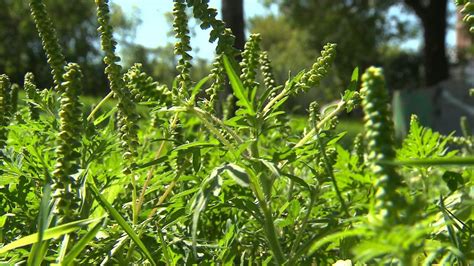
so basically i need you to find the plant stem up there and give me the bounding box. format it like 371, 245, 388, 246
135, 137, 166, 215
260, 202, 285, 265
289, 192, 315, 262
317, 137, 349, 216
295, 100, 346, 148
262, 87, 288, 116
87, 91, 114, 121
192, 106, 243, 144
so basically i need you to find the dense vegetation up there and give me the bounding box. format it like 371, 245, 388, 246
0, 0, 473, 265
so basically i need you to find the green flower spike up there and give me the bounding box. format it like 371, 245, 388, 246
95, 0, 123, 98
240, 33, 262, 90
52, 63, 84, 221
205, 55, 226, 112
259, 51, 278, 96
173, 0, 193, 101
360, 66, 404, 225
352, 133, 365, 167
187, 0, 237, 55
296, 43, 337, 93
0, 74, 11, 151
9, 84, 19, 118
24, 73, 41, 120
308, 101, 320, 129
95, 0, 140, 174
124, 63, 171, 105
29, 0, 66, 90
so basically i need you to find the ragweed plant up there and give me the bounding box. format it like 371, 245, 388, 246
0, 1, 473, 265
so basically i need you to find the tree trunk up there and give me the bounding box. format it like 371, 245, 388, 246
221, 0, 245, 52
220, 0, 245, 116
404, 0, 449, 86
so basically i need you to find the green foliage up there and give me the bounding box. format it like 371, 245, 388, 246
0, 1, 473, 265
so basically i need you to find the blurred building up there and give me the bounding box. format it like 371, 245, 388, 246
393, 10, 474, 137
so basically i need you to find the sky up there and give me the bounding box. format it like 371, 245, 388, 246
111, 0, 456, 61
111, 0, 278, 60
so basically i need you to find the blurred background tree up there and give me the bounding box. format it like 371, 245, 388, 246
0, 0, 139, 95
0, 0, 458, 106
253, 0, 427, 107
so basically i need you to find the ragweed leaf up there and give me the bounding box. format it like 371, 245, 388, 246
223, 55, 255, 115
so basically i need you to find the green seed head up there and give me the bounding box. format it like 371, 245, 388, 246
361, 66, 404, 225
173, 0, 193, 100
52, 63, 84, 221
24, 73, 41, 120
296, 43, 337, 93
0, 75, 12, 150
29, 0, 66, 90
124, 63, 171, 105
240, 33, 262, 90
187, 1, 237, 56
205, 55, 226, 112
259, 51, 277, 96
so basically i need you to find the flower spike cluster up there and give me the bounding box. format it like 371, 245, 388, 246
186, 0, 237, 56
52, 63, 84, 221
259, 51, 277, 95
124, 64, 171, 105
0, 75, 12, 151
29, 0, 66, 90
205, 55, 226, 112
308, 101, 320, 129
24, 73, 41, 120
95, 0, 140, 174
9, 84, 19, 117
173, 0, 193, 101
296, 43, 337, 93
240, 33, 262, 90
360, 67, 404, 225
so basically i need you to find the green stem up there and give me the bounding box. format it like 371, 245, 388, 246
317, 137, 349, 216
260, 203, 285, 265
87, 91, 114, 121
191, 108, 233, 148
192, 107, 243, 144
295, 100, 346, 148
131, 174, 138, 225
135, 113, 178, 216
289, 192, 315, 262
262, 87, 288, 116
